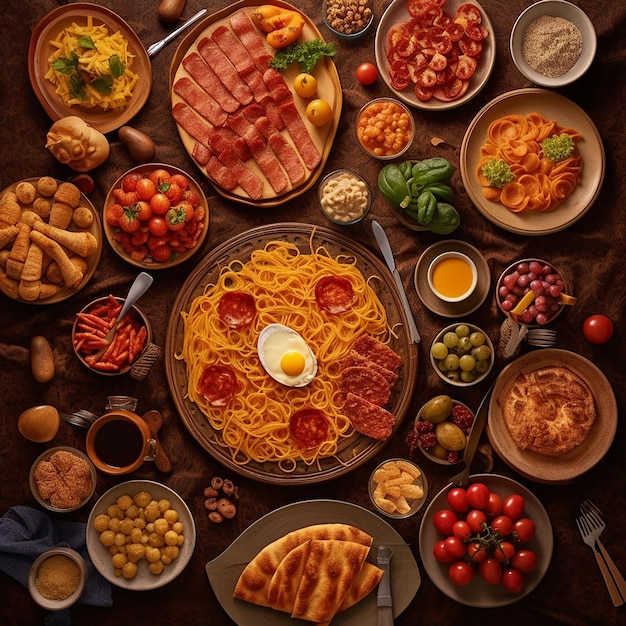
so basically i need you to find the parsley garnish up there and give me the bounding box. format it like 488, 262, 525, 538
269, 39, 337, 74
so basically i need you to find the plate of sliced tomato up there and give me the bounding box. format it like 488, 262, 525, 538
375, 0, 495, 110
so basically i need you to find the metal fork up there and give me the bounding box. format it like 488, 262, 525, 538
581, 500, 626, 601
576, 513, 624, 606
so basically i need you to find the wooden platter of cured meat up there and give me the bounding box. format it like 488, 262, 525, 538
169, 0, 342, 207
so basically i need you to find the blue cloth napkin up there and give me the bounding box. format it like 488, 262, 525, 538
0, 505, 113, 624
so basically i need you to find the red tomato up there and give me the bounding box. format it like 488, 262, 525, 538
582, 314, 614, 344
169, 173, 189, 191
105, 203, 124, 227
119, 208, 140, 233
121, 172, 142, 193
131, 228, 149, 246
466, 483, 490, 509
433, 539, 455, 563
148, 216, 168, 237
149, 168, 171, 187
150, 193, 171, 215
502, 494, 525, 521
444, 536, 466, 560
511, 549, 538, 573
135, 200, 153, 222
164, 182, 183, 204
176, 201, 195, 222
452, 520, 472, 541
513, 518, 536, 544
466, 509, 487, 533
356, 62, 379, 85
467, 541, 487, 563
485, 492, 503, 517
448, 561, 474, 586
491, 515, 514, 537
479, 558, 502, 585
151, 242, 172, 263
494, 540, 516, 563
501, 568, 525, 594
183, 189, 200, 206
165, 206, 186, 231
136, 178, 156, 201
433, 509, 458, 535
447, 487, 469, 513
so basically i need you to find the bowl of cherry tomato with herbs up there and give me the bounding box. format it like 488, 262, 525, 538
103, 163, 209, 269
419, 474, 553, 607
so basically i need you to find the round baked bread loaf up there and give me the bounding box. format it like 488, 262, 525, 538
500, 365, 596, 456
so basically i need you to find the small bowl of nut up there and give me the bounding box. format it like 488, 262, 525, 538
318, 169, 371, 225
28, 547, 87, 611
413, 395, 476, 465
323, 0, 374, 40
356, 97, 414, 160
30, 447, 97, 513
369, 458, 427, 519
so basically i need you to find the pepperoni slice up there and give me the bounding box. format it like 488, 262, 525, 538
198, 364, 240, 407
455, 55, 477, 80
289, 408, 329, 450
315, 276, 355, 314
217, 291, 256, 329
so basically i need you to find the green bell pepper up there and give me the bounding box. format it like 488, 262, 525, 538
378, 164, 411, 208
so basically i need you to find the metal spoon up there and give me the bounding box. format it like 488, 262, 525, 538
146, 9, 208, 58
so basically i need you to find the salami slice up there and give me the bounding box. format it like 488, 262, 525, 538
342, 392, 395, 441
315, 276, 355, 314
217, 291, 256, 329
340, 366, 391, 407
289, 408, 329, 450
353, 335, 402, 373
198, 364, 240, 407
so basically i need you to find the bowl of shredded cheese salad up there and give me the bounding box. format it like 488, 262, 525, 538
28, 3, 152, 133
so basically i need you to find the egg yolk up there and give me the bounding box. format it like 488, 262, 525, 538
280, 351, 306, 376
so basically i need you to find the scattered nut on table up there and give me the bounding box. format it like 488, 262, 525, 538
204, 476, 239, 523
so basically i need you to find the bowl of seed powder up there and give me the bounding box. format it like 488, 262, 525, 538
510, 0, 596, 87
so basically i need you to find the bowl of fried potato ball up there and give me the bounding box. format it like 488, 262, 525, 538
86, 479, 196, 589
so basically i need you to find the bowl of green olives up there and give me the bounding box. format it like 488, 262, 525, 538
430, 322, 494, 387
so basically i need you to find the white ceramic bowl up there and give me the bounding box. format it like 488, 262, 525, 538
430, 322, 494, 387
510, 0, 596, 88
28, 547, 87, 610
369, 457, 428, 518
427, 251, 478, 303
318, 169, 371, 225
322, 0, 374, 40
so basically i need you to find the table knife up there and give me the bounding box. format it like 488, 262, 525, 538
371, 221, 421, 343
376, 545, 393, 626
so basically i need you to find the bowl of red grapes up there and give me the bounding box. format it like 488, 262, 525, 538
496, 258, 572, 326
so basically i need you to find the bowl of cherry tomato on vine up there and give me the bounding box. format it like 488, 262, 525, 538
103, 163, 209, 269
419, 474, 553, 607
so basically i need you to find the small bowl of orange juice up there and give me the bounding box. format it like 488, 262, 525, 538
427, 251, 478, 303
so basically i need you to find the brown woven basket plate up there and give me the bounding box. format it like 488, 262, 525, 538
165, 223, 418, 485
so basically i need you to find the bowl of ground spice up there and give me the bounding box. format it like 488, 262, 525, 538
510, 0, 596, 87
30, 447, 96, 513
28, 547, 87, 610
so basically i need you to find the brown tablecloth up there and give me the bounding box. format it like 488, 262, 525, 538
1, 0, 625, 624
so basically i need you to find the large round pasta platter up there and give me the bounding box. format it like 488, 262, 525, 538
487, 349, 617, 484
205, 499, 420, 625
460, 88, 605, 235
375, 0, 496, 111
86, 480, 196, 590
0, 177, 101, 305
165, 223, 418, 486
419, 473, 553, 607
28, 3, 152, 134
168, 0, 342, 207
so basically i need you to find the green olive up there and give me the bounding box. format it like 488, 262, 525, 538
435, 422, 467, 451
421, 395, 453, 423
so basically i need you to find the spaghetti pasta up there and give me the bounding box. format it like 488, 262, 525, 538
45, 16, 138, 111
477, 111, 583, 213
175, 239, 394, 471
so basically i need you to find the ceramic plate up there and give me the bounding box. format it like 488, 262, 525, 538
460, 88, 605, 235
0, 177, 101, 304
375, 0, 495, 110
205, 499, 420, 624
169, 0, 342, 206
487, 349, 617, 484
165, 223, 418, 486
86, 480, 196, 590
414, 239, 490, 317
419, 473, 553, 607
102, 163, 209, 269
28, 3, 151, 134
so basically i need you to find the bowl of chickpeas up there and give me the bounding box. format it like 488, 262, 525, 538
86, 480, 196, 589
356, 97, 414, 160
323, 0, 374, 40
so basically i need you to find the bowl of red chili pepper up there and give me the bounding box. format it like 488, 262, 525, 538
103, 163, 209, 269
72, 295, 152, 376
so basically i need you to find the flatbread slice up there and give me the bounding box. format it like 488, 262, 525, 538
266, 540, 311, 613
291, 539, 370, 623
233, 523, 373, 607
